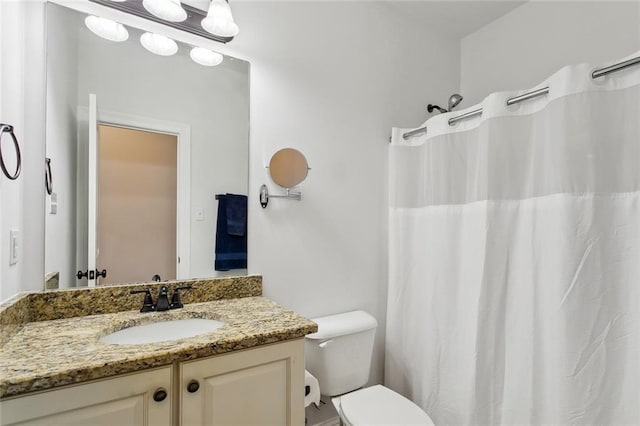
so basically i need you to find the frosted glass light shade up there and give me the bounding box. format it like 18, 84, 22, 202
142, 0, 187, 22
190, 47, 223, 66
84, 16, 129, 42
201, 0, 239, 37
140, 32, 179, 56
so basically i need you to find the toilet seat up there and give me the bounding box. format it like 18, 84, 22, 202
336, 385, 434, 426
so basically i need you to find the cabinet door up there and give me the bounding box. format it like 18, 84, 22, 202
181, 339, 305, 426
0, 367, 172, 426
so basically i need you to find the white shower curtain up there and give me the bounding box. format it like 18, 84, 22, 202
386, 52, 640, 425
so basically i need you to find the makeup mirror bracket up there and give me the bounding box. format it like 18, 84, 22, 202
259, 184, 301, 208
260, 148, 309, 208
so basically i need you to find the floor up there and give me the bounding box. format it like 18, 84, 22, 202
306, 396, 340, 426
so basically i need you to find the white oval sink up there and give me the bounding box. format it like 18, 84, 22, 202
100, 318, 225, 345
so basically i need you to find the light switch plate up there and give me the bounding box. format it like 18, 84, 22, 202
9, 229, 19, 266
195, 208, 204, 221
49, 192, 58, 215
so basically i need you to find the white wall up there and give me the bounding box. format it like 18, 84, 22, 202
230, 2, 461, 385
0, 0, 46, 302
461, 1, 640, 105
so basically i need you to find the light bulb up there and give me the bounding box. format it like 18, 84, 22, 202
201, 0, 239, 38
84, 16, 129, 42
142, 0, 187, 22
190, 47, 223, 66
140, 32, 178, 56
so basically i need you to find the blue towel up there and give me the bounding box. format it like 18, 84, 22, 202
215, 195, 247, 271
225, 193, 247, 237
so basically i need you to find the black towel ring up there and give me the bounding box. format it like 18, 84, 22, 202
45, 157, 53, 195
0, 123, 22, 180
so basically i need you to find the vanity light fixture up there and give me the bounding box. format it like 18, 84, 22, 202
89, 0, 235, 43
140, 32, 179, 56
84, 15, 129, 42
190, 47, 223, 66
201, 0, 239, 38
142, 0, 187, 23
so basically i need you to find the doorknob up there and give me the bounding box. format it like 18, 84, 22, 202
76, 270, 88, 280
96, 269, 107, 278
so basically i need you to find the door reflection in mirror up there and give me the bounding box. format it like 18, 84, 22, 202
98, 125, 178, 286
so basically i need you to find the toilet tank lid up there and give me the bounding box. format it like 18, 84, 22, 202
306, 310, 378, 340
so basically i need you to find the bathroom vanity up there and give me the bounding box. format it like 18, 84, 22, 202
0, 276, 317, 425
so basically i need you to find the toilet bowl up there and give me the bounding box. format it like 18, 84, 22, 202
305, 311, 434, 426
333, 385, 434, 426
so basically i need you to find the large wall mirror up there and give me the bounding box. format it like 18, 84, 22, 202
44, 3, 249, 289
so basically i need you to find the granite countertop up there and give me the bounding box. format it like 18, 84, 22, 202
0, 279, 317, 399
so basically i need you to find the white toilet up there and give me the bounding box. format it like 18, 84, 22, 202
305, 310, 434, 426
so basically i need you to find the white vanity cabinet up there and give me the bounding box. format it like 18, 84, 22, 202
1, 339, 305, 426
0, 367, 172, 426
180, 339, 305, 426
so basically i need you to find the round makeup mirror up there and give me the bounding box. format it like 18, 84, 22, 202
269, 148, 309, 188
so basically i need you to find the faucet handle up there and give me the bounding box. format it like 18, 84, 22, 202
170, 286, 193, 309
130, 289, 155, 312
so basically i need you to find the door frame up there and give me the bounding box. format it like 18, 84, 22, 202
88, 108, 191, 281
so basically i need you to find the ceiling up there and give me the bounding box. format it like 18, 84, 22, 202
184, 0, 527, 41
386, 1, 527, 39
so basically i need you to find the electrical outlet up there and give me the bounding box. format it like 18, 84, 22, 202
9, 229, 19, 266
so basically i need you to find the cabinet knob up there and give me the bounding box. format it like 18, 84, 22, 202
187, 380, 200, 393
153, 388, 168, 402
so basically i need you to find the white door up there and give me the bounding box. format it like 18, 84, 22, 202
87, 93, 99, 286
75, 94, 102, 286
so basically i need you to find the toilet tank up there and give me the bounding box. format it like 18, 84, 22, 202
305, 310, 378, 396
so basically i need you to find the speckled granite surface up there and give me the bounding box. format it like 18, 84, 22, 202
39, 275, 262, 321
0, 275, 262, 325
0, 296, 317, 398
0, 293, 31, 347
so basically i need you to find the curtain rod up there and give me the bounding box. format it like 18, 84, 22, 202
448, 85, 550, 125
402, 127, 427, 140
592, 55, 640, 79
395, 54, 640, 142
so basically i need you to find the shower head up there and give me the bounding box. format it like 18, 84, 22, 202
448, 94, 463, 111
428, 94, 464, 115
427, 104, 447, 114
